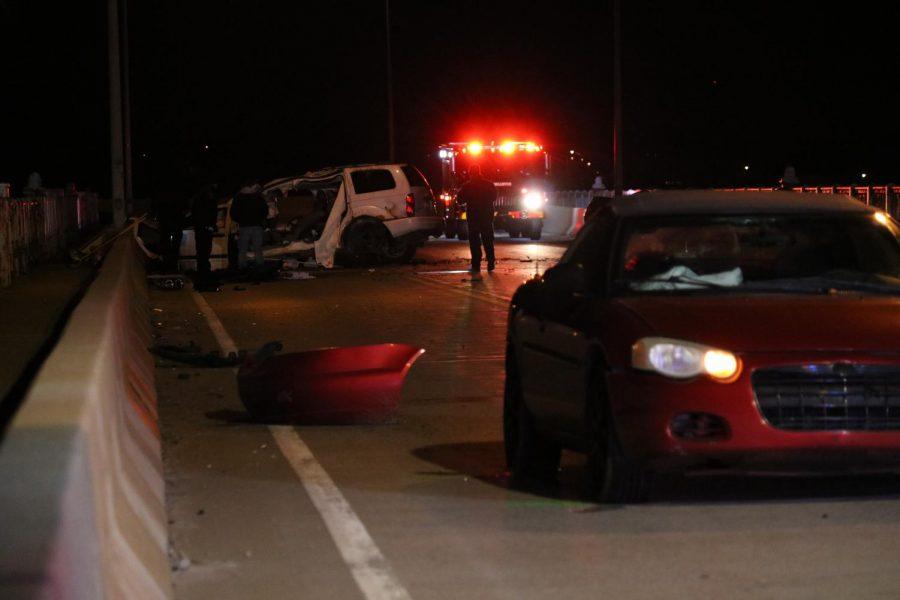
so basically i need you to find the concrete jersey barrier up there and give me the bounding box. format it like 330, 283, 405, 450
0, 236, 171, 599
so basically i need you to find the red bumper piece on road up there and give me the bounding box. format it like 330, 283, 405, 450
237, 343, 425, 425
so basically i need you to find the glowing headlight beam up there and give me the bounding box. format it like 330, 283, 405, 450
632, 337, 740, 382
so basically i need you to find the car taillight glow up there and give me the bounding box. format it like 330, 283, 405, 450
499, 141, 516, 155
405, 193, 415, 217
467, 141, 483, 156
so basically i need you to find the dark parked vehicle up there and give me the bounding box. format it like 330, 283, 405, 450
505, 190, 900, 502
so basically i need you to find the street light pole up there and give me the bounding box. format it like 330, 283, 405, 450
121, 0, 133, 209
613, 0, 623, 198
108, 0, 126, 227
386, 0, 396, 163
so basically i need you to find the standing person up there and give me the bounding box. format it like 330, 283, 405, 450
153, 189, 187, 273
456, 164, 497, 277
190, 183, 220, 290
230, 182, 268, 271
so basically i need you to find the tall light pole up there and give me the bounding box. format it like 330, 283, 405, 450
108, 0, 126, 227
386, 0, 396, 163
121, 0, 133, 208
613, 0, 623, 198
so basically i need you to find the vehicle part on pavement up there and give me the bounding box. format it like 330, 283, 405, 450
237, 343, 425, 425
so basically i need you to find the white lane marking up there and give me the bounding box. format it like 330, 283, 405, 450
271, 426, 412, 600
190, 289, 239, 355
189, 288, 413, 600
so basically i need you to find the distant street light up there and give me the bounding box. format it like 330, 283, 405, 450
862, 172, 868, 179
744, 165, 750, 171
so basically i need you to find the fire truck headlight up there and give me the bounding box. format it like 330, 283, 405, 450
522, 190, 544, 211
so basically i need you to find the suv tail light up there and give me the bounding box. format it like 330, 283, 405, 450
405, 193, 415, 217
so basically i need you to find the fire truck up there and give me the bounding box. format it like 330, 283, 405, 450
437, 140, 550, 240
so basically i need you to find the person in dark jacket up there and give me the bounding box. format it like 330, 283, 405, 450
190, 184, 220, 289
456, 164, 497, 275
153, 190, 187, 273
230, 182, 268, 270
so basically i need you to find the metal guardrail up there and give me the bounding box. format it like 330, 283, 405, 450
0, 190, 100, 287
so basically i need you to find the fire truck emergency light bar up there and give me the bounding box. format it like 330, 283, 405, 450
438, 141, 543, 159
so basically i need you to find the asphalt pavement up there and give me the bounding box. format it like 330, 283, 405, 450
152, 235, 900, 600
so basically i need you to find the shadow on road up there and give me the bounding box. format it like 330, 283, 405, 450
412, 442, 589, 502
413, 441, 900, 505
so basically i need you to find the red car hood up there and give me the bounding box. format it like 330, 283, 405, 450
615, 294, 900, 354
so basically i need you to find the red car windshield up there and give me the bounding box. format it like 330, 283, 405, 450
614, 213, 900, 294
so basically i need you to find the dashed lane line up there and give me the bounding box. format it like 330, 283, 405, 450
189, 288, 413, 600
405, 272, 512, 307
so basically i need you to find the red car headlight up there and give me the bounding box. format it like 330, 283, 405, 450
632, 337, 740, 382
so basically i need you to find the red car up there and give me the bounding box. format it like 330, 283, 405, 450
505, 190, 900, 502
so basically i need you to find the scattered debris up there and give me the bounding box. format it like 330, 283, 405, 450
150, 341, 257, 367
168, 546, 192, 572
197, 509, 205, 516
279, 270, 315, 280
148, 273, 185, 290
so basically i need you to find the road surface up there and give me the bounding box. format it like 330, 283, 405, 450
152, 235, 900, 599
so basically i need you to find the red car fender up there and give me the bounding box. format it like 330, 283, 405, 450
237, 343, 425, 424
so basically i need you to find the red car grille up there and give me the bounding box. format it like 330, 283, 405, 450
753, 365, 900, 431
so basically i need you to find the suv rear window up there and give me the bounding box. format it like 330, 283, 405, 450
351, 169, 396, 194
401, 165, 429, 187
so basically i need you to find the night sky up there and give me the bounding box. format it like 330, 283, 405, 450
3, 1, 898, 197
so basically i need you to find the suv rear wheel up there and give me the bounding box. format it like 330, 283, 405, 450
343, 217, 389, 266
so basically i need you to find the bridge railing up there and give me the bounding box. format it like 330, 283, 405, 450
0, 190, 100, 287
725, 185, 900, 217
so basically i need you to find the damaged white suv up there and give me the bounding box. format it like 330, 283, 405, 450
262, 163, 442, 266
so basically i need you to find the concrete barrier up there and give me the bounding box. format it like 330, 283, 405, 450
0, 236, 171, 599
542, 190, 604, 239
